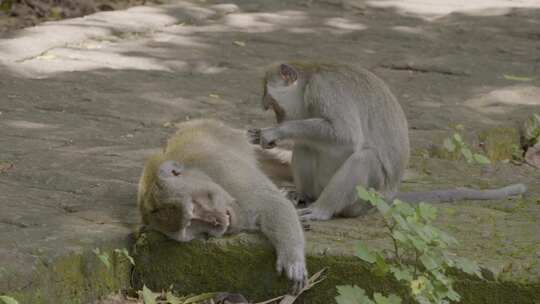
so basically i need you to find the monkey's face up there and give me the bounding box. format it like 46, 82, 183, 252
147, 160, 235, 242
263, 64, 303, 123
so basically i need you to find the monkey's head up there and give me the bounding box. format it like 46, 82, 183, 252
146, 160, 236, 242
263, 63, 304, 123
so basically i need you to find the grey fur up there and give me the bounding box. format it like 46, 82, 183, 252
138, 119, 307, 293
251, 62, 527, 221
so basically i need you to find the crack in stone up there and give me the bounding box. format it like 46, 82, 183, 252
380, 63, 470, 76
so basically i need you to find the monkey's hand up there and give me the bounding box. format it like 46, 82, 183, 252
247, 128, 261, 145
276, 251, 308, 294
248, 127, 278, 149
298, 206, 333, 221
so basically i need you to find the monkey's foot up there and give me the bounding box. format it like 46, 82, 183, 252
298, 207, 332, 221
285, 190, 315, 207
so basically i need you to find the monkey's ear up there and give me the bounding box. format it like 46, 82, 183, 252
158, 160, 184, 178
279, 64, 298, 85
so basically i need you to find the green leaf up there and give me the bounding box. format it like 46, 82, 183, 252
373, 293, 402, 304
417, 203, 437, 222
420, 254, 440, 270
454, 124, 465, 131
390, 266, 413, 282
373, 196, 391, 215
454, 257, 483, 279
473, 153, 491, 165
524, 113, 540, 142
503, 74, 534, 82
355, 242, 376, 263
446, 288, 461, 301
336, 285, 374, 304
93, 248, 111, 270
166, 291, 183, 304
391, 213, 409, 231
183, 292, 219, 303
114, 248, 135, 265
443, 138, 455, 152
357, 186, 372, 202
0, 296, 19, 304
373, 254, 390, 277
408, 235, 428, 252
461, 147, 473, 162
431, 269, 451, 287
392, 230, 408, 243
453, 133, 463, 144
393, 200, 415, 216
432, 228, 458, 248
142, 285, 157, 304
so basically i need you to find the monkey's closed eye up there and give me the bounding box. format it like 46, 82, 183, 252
172, 169, 181, 176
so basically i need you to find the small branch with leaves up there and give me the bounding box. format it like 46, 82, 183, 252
335, 186, 483, 304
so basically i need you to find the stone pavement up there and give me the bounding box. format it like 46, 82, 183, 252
0, 0, 539, 303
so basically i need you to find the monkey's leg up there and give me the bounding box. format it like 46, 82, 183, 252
291, 145, 317, 205
298, 149, 383, 221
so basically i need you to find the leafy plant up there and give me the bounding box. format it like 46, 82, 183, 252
93, 247, 136, 271
114, 248, 135, 266
443, 125, 490, 165
335, 186, 483, 304
93, 248, 111, 270
523, 113, 540, 147
0, 295, 19, 304
140, 285, 218, 304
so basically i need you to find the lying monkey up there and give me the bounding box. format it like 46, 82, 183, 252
249, 62, 527, 221
138, 119, 307, 292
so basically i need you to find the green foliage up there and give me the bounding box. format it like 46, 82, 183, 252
93, 248, 111, 270
142, 285, 157, 304
523, 113, 540, 145
443, 125, 491, 165
114, 248, 135, 266
139, 285, 218, 304
503, 74, 535, 82
0, 295, 19, 304
0, 0, 12, 13
335, 186, 483, 304
93, 247, 135, 271
336, 286, 374, 304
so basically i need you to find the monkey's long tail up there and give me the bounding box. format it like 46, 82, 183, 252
394, 183, 527, 204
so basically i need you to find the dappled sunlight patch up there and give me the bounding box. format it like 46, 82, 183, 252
0, 23, 113, 61
391, 25, 436, 39
324, 17, 367, 31
85, 6, 177, 30
366, 0, 540, 19
3, 120, 58, 129
286, 27, 317, 34
466, 85, 540, 114
19, 48, 173, 74
223, 10, 307, 33
151, 32, 210, 48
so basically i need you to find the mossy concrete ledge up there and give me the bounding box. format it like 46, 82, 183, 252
132, 205, 540, 304
0, 244, 133, 304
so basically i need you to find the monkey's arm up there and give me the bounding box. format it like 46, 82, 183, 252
251, 118, 341, 148
394, 183, 527, 203
258, 194, 307, 293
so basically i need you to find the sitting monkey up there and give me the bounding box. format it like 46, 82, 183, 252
138, 119, 307, 292
250, 62, 527, 221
